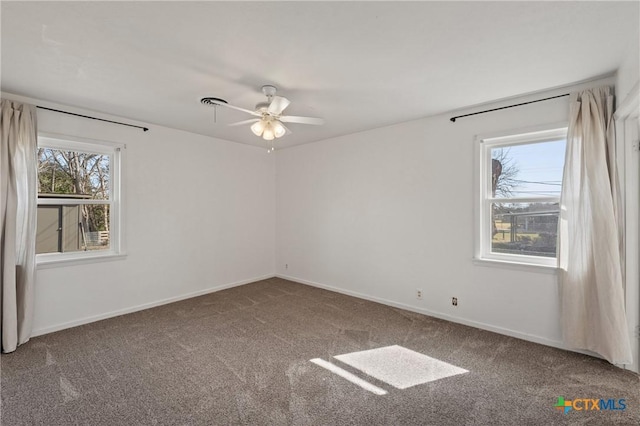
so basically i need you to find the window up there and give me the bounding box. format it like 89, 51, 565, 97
477, 126, 567, 267
36, 134, 124, 265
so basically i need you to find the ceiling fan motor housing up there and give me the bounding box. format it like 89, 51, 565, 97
262, 85, 277, 98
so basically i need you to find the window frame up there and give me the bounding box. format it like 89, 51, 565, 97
36, 133, 126, 267
474, 124, 567, 269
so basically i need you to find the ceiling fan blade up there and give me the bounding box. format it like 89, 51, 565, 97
280, 115, 325, 125
228, 118, 260, 127
201, 98, 261, 117
218, 103, 262, 117
268, 96, 291, 115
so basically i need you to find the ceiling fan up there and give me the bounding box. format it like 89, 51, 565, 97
201, 85, 324, 151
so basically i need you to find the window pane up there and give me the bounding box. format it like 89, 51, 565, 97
490, 140, 565, 198
36, 204, 110, 254
491, 202, 558, 258
37, 148, 110, 199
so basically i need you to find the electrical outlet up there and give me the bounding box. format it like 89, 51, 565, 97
416, 289, 423, 300
452, 297, 458, 306
285, 264, 288, 270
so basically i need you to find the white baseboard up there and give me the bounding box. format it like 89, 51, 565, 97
278, 275, 629, 365
31, 274, 275, 337
33, 273, 616, 369
276, 273, 570, 351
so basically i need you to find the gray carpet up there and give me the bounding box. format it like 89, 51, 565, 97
1, 278, 638, 425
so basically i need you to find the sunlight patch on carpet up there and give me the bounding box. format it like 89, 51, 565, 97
334, 345, 468, 389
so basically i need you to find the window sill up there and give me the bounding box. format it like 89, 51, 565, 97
472, 257, 559, 274
37, 252, 127, 269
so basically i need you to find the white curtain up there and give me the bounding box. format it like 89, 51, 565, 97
559, 86, 632, 365
1, 99, 38, 353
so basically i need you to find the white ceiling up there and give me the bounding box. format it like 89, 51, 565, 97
2, 2, 638, 149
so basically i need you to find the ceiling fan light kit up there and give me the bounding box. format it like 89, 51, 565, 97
251, 118, 286, 139
201, 85, 325, 152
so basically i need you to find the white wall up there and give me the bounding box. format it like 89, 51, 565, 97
275, 78, 614, 349
2, 93, 276, 336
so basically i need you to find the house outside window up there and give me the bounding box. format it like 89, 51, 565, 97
36, 134, 124, 265
476, 126, 567, 267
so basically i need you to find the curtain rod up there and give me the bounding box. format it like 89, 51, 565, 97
36, 106, 149, 132
449, 93, 570, 123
